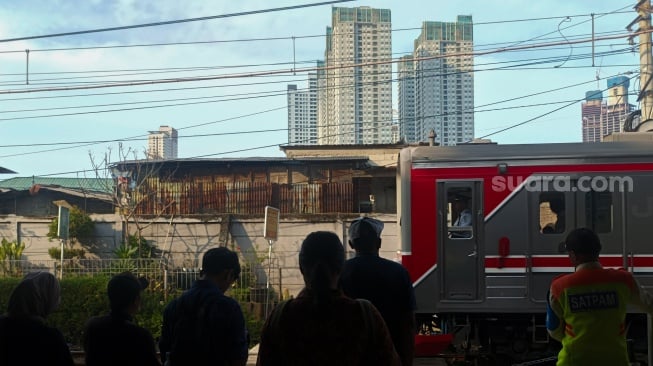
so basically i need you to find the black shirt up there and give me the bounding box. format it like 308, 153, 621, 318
0, 315, 74, 366
340, 254, 417, 362
83, 311, 160, 366
159, 279, 248, 366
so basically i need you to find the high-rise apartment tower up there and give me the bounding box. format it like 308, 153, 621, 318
287, 73, 318, 145
147, 125, 178, 160
317, 6, 393, 145
581, 76, 634, 142
398, 15, 474, 145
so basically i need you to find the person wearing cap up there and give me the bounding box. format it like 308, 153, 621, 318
547, 228, 653, 366
83, 271, 160, 366
159, 247, 248, 366
0, 271, 74, 366
339, 217, 416, 366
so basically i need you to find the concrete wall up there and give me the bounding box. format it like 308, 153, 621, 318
0, 214, 399, 296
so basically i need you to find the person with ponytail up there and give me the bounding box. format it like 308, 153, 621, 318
256, 231, 400, 366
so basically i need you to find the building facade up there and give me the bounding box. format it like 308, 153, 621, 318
287, 73, 318, 145
317, 6, 393, 145
147, 125, 178, 160
397, 56, 416, 143
582, 76, 634, 142
398, 15, 474, 145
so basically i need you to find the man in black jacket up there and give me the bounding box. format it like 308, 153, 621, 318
340, 217, 417, 366
83, 271, 160, 366
160, 247, 248, 366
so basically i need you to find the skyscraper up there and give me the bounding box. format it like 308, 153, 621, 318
398, 15, 474, 145
287, 73, 318, 145
317, 6, 393, 145
147, 125, 178, 160
581, 76, 634, 142
397, 55, 416, 143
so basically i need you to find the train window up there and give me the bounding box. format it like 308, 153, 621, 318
539, 193, 565, 234
585, 191, 613, 233
447, 188, 473, 239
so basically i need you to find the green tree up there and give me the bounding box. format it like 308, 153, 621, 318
47, 205, 95, 245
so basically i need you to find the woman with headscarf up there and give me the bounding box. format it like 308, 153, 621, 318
0, 271, 74, 366
256, 231, 400, 366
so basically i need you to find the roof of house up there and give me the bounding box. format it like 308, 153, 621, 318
0, 166, 16, 174
0, 177, 113, 194
110, 156, 371, 171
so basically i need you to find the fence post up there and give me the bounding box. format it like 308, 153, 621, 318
163, 268, 168, 302
278, 267, 282, 301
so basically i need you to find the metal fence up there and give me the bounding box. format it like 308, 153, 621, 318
0, 258, 280, 304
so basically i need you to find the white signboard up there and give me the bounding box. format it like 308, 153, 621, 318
57, 205, 70, 240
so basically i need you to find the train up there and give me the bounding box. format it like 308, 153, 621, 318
397, 140, 653, 364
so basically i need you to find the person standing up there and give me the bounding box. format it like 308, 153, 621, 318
83, 271, 160, 366
547, 228, 653, 365
340, 217, 416, 366
256, 231, 400, 366
160, 247, 248, 366
0, 271, 74, 366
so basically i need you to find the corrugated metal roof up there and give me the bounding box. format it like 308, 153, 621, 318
0, 177, 113, 193
111, 156, 371, 169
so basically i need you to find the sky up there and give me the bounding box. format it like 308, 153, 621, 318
0, 0, 642, 178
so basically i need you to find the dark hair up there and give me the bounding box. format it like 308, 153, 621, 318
565, 228, 602, 258
7, 272, 60, 319
201, 247, 241, 277
350, 220, 381, 252
299, 231, 344, 308
107, 272, 148, 312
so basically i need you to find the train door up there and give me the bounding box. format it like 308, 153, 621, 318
438, 180, 483, 301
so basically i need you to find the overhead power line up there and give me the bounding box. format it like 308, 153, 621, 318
476, 73, 639, 139
0, 0, 355, 43
0, 71, 631, 158
0, 8, 630, 53
0, 49, 636, 122
0, 29, 647, 96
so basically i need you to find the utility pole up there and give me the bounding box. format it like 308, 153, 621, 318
631, 0, 653, 131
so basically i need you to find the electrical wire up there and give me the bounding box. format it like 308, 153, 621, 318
0, 72, 633, 159
0, 48, 635, 121
0, 9, 630, 53
0, 28, 647, 96
0, 0, 355, 43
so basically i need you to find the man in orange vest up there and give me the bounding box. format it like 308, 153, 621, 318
547, 228, 653, 365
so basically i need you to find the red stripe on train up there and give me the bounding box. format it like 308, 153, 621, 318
484, 256, 653, 268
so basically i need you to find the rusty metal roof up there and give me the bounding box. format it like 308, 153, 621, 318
111, 156, 371, 170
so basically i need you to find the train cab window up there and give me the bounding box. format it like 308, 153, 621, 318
585, 191, 613, 233
539, 193, 565, 234
447, 188, 473, 239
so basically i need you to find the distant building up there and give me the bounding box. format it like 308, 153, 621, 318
397, 56, 416, 143
317, 6, 393, 145
147, 126, 178, 159
287, 73, 318, 145
582, 77, 634, 142
398, 16, 474, 145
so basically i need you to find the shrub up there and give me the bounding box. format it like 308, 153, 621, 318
0, 276, 264, 348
